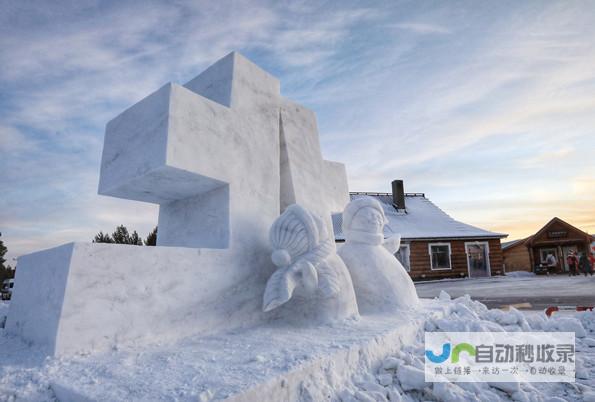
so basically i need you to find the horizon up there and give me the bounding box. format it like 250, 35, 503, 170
1, 0, 594, 263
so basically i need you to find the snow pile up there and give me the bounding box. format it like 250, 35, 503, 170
339, 294, 595, 402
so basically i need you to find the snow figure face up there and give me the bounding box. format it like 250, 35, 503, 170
351, 206, 384, 234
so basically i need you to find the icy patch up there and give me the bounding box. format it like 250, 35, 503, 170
504, 271, 536, 278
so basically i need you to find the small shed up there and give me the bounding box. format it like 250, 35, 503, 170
502, 239, 531, 272
502, 217, 593, 273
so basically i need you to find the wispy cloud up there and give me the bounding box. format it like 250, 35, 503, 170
1, 0, 594, 259
391, 22, 451, 35
0, 126, 36, 152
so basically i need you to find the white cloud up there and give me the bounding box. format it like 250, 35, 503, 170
0, 126, 36, 152
391, 22, 451, 35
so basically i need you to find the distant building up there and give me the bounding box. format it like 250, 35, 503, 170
502, 217, 593, 274
1, 278, 14, 300
333, 180, 508, 280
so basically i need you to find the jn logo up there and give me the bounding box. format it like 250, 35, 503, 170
426, 343, 476, 363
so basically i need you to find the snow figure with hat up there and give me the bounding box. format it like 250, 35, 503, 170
263, 204, 359, 324
338, 196, 420, 313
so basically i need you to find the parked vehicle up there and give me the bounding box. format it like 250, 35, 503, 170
534, 263, 555, 275
1, 279, 14, 300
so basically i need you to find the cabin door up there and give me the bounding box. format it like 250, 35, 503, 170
466, 242, 491, 278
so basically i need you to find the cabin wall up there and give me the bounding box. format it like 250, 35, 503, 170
502, 244, 532, 272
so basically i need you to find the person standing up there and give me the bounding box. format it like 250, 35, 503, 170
567, 251, 578, 276
578, 252, 593, 276
545, 253, 557, 275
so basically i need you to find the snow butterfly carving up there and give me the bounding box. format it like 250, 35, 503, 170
262, 204, 340, 312
263, 261, 318, 312
316, 262, 341, 298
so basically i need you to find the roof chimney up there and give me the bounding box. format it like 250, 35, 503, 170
391, 179, 405, 210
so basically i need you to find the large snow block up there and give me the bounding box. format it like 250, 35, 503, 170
99, 52, 281, 205
279, 99, 350, 226
6, 242, 272, 356
98, 83, 233, 204
5, 243, 74, 354
184, 51, 281, 111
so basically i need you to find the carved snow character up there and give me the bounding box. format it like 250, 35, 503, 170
263, 204, 359, 324
338, 196, 420, 313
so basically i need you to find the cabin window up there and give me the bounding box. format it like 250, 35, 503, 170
429, 243, 452, 270
539, 248, 557, 263
395, 244, 411, 272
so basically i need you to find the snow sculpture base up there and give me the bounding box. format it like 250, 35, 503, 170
47, 301, 442, 402
6, 242, 272, 356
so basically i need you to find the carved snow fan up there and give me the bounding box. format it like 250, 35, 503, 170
263, 204, 341, 312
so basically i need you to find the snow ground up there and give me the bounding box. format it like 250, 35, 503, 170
415, 274, 595, 310
0, 304, 431, 401
1, 296, 594, 402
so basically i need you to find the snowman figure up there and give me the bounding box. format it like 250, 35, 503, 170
338, 196, 420, 313
262, 204, 359, 324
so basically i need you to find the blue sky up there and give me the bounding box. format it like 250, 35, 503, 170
1, 0, 594, 262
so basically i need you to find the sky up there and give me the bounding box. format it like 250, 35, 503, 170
1, 0, 594, 263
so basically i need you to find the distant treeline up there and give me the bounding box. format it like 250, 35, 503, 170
0, 232, 15, 281
93, 225, 158, 246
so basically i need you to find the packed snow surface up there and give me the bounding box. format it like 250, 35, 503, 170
504, 271, 536, 278
0, 303, 428, 401
415, 275, 595, 309
1, 296, 594, 401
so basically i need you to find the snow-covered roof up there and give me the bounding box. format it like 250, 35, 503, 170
501, 239, 527, 250
333, 193, 507, 241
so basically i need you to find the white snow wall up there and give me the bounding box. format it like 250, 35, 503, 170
6, 52, 350, 356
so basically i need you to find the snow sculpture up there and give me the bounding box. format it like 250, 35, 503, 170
6, 52, 350, 356
338, 196, 420, 313
263, 204, 359, 323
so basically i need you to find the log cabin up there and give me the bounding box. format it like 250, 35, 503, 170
502, 217, 594, 274
333, 180, 508, 281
